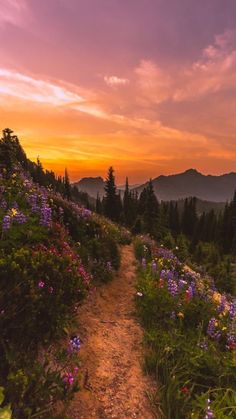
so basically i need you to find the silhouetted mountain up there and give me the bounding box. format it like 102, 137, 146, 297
118, 183, 140, 190
135, 169, 236, 202
74, 177, 105, 198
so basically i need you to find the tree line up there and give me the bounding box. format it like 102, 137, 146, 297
98, 167, 236, 294
0, 128, 91, 208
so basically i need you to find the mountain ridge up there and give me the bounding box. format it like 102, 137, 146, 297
135, 168, 236, 202
74, 169, 236, 202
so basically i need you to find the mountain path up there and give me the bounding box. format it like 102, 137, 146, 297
68, 244, 157, 419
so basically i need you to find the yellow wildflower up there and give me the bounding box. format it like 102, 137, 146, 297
11, 208, 18, 216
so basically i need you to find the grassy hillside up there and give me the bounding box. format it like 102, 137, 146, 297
0, 131, 130, 418
134, 236, 236, 418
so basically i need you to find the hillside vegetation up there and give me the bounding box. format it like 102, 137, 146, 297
0, 129, 130, 418
135, 236, 236, 418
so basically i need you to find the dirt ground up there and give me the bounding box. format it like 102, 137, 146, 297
67, 245, 157, 419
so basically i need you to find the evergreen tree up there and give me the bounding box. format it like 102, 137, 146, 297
123, 177, 133, 226
96, 194, 103, 214
182, 197, 197, 237
64, 168, 71, 200
0, 128, 27, 174
104, 167, 121, 221
169, 201, 180, 237
142, 180, 159, 236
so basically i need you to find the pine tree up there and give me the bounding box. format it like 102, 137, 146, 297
104, 167, 121, 221
64, 168, 71, 200
96, 194, 103, 214
123, 177, 133, 226
0, 128, 27, 174
182, 197, 197, 237
142, 180, 159, 236
169, 201, 180, 237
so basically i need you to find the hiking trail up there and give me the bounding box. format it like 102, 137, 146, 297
68, 244, 157, 419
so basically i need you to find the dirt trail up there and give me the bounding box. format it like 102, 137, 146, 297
68, 245, 157, 419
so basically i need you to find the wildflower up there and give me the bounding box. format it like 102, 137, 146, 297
168, 278, 178, 296
40, 205, 52, 227
137, 292, 143, 297
106, 261, 112, 272
181, 386, 189, 394
38, 281, 45, 288
170, 311, 176, 320
0, 199, 7, 210
207, 318, 221, 341
63, 372, 74, 386
141, 258, 146, 269
69, 336, 81, 353
63, 367, 79, 387
198, 340, 208, 350
151, 261, 157, 275
15, 211, 27, 224
229, 300, 236, 320
177, 312, 184, 319
218, 295, 227, 313
11, 208, 18, 216
2, 215, 11, 231
205, 398, 214, 418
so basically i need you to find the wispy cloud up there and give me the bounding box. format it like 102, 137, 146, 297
134, 30, 236, 104
0, 0, 29, 27
0, 68, 107, 118
104, 75, 130, 87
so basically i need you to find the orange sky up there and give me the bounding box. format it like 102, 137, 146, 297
1, 1, 236, 183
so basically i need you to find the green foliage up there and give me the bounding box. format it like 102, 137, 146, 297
0, 387, 12, 419
133, 236, 152, 262
103, 167, 121, 222
0, 132, 125, 417
135, 238, 236, 418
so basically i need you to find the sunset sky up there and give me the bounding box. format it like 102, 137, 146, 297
1, 0, 236, 183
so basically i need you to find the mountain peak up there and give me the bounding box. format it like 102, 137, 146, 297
183, 169, 201, 175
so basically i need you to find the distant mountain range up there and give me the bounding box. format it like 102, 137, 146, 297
135, 169, 236, 202
74, 177, 139, 198
74, 177, 105, 199
74, 169, 236, 202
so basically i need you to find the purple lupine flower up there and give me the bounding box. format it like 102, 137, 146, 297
218, 295, 227, 313
205, 398, 214, 418
186, 283, 195, 300
178, 279, 187, 289
207, 318, 221, 341
40, 205, 52, 227
106, 261, 112, 272
0, 199, 7, 210
229, 300, 236, 320
15, 212, 27, 224
151, 261, 157, 275
27, 193, 39, 213
160, 269, 167, 279
168, 278, 178, 296
141, 257, 146, 269
69, 336, 81, 353
170, 311, 176, 320
226, 332, 236, 346
2, 215, 11, 231
198, 340, 208, 350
